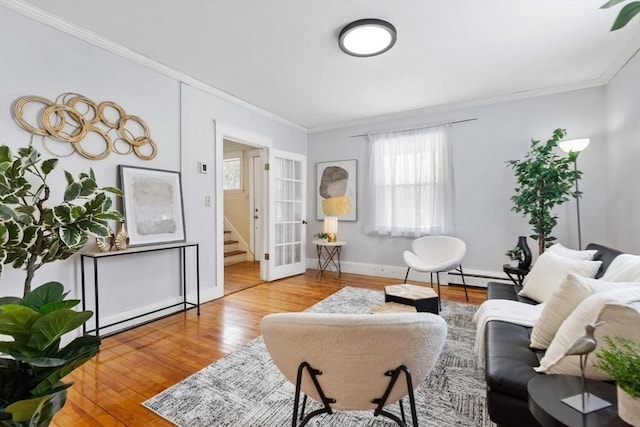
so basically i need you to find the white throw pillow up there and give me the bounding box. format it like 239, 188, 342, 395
535, 288, 640, 379
601, 254, 640, 282
530, 274, 639, 349
547, 243, 597, 261
518, 251, 602, 303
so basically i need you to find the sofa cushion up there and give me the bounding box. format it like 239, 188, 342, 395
486, 281, 537, 305
601, 254, 640, 282
518, 251, 601, 303
530, 274, 639, 349
485, 320, 543, 399
536, 288, 640, 378
586, 243, 624, 278
547, 243, 597, 260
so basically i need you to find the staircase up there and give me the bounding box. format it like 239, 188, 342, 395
223, 229, 249, 266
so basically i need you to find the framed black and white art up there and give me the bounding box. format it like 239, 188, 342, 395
119, 165, 186, 246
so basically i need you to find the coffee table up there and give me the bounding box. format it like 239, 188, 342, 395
528, 375, 627, 427
384, 284, 439, 314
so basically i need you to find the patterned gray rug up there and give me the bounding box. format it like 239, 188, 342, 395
143, 287, 493, 426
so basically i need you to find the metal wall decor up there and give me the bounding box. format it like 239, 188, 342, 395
13, 93, 157, 160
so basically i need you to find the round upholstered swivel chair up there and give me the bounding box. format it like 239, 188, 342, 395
402, 236, 468, 307
262, 312, 447, 427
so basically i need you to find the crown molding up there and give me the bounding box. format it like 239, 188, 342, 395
1, 0, 309, 134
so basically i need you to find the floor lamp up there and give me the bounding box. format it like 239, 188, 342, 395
558, 138, 590, 250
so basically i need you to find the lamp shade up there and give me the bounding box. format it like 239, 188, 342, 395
558, 138, 590, 153
324, 216, 338, 234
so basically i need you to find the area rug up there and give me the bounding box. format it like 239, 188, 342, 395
143, 287, 493, 426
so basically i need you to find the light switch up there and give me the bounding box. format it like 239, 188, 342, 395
204, 195, 212, 207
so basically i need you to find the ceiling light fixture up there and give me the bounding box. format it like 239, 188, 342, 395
338, 19, 397, 57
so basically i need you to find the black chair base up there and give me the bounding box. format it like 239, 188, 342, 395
292, 362, 419, 427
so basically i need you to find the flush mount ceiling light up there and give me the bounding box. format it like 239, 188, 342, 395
338, 19, 397, 57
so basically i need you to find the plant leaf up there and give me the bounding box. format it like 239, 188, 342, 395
40, 158, 58, 175
23, 282, 66, 312
0, 305, 40, 343
58, 226, 83, 248
28, 309, 93, 351
4, 389, 68, 424
601, 0, 627, 8
611, 1, 640, 30
102, 186, 124, 197
63, 182, 81, 202
52, 204, 72, 225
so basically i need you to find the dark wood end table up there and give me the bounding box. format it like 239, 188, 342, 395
503, 264, 530, 286
528, 374, 629, 427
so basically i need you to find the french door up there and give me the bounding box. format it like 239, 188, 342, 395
266, 149, 307, 281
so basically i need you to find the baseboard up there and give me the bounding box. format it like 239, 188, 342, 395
306, 258, 512, 288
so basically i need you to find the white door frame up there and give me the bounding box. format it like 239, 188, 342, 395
249, 149, 264, 262
215, 121, 272, 287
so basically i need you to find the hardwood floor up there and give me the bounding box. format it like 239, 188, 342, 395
52, 269, 487, 426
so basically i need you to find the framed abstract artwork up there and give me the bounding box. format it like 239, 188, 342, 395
119, 165, 186, 246
316, 159, 357, 221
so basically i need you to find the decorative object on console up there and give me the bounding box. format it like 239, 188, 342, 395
595, 335, 640, 426
96, 225, 115, 252
13, 93, 157, 160
313, 232, 330, 243
560, 321, 612, 413
516, 235, 532, 269
114, 221, 129, 250
558, 137, 590, 249
507, 128, 583, 255
119, 165, 185, 246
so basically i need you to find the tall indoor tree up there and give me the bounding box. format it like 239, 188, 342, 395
507, 128, 582, 255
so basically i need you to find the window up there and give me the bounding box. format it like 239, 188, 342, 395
365, 125, 455, 236
223, 151, 243, 191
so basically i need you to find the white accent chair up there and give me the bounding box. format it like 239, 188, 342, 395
261, 312, 447, 427
403, 236, 469, 308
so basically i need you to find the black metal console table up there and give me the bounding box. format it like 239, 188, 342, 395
80, 241, 200, 337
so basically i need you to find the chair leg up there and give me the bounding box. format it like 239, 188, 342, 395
458, 265, 469, 301
436, 272, 441, 311
429, 272, 433, 289
404, 268, 411, 284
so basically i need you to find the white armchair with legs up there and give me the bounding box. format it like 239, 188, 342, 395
403, 236, 469, 308
261, 312, 447, 427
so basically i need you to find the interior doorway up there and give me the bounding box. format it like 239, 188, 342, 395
222, 139, 264, 295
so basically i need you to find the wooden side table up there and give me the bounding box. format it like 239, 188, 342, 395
528, 375, 627, 427
313, 240, 346, 279
503, 264, 530, 286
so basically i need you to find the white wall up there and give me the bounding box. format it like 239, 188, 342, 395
0, 7, 306, 328
307, 87, 608, 278
605, 50, 640, 254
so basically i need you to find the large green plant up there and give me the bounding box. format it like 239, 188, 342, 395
595, 336, 640, 398
0, 144, 123, 297
507, 129, 582, 255
0, 281, 100, 426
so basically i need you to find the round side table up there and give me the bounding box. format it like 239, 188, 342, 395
528, 375, 628, 427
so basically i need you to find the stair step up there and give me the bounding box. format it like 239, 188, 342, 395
224, 250, 246, 257
224, 230, 231, 234
224, 239, 239, 245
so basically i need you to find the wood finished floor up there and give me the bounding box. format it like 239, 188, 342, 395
52, 266, 487, 426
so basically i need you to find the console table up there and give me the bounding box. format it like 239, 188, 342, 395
80, 241, 200, 337
313, 240, 346, 279
503, 264, 530, 286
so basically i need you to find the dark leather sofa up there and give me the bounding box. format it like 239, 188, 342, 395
484, 243, 623, 427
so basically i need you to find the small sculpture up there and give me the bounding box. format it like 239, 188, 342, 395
96, 226, 115, 252
561, 321, 611, 413
114, 221, 130, 250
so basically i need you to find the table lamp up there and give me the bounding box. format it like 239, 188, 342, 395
322, 196, 351, 242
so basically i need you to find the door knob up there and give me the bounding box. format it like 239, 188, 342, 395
302, 220, 308, 225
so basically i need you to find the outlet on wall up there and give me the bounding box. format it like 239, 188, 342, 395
204, 195, 212, 207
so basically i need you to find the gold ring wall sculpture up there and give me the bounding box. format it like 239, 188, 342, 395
13, 93, 157, 160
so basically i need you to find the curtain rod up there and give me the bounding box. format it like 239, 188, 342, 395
350, 117, 478, 138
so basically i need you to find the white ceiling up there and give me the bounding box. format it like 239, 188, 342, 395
18, 0, 640, 132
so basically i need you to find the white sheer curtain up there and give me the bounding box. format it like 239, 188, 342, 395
365, 125, 455, 237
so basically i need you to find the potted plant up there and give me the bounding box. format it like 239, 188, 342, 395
314, 232, 330, 243
0, 143, 123, 425
595, 336, 640, 426
505, 246, 523, 267
507, 129, 582, 255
